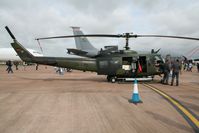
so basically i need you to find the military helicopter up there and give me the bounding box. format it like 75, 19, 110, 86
5, 26, 199, 82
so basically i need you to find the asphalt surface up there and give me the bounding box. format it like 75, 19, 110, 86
0, 65, 198, 133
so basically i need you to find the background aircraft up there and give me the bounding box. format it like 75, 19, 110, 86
0, 48, 21, 62
69, 27, 99, 57
0, 47, 43, 63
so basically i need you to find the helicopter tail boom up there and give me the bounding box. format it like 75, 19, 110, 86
5, 26, 34, 62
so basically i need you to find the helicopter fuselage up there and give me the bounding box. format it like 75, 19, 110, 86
29, 48, 163, 80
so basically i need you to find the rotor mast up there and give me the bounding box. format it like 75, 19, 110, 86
124, 33, 130, 50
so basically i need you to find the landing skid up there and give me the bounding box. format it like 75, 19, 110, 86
107, 75, 153, 83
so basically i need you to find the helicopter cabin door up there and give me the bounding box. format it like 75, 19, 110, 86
97, 58, 120, 75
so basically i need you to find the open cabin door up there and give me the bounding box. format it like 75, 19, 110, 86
122, 56, 147, 77
138, 56, 147, 73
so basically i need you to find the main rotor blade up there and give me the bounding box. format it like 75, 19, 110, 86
36, 33, 199, 41
36, 34, 122, 40
134, 35, 199, 41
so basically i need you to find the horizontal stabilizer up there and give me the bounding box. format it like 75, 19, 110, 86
67, 48, 88, 55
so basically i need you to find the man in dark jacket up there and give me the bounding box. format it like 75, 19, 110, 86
6, 60, 13, 73
171, 59, 181, 86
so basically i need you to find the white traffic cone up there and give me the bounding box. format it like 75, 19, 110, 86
130, 79, 142, 104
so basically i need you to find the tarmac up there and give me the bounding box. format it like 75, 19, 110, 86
0, 65, 198, 133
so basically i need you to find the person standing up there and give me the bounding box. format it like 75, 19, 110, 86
171, 59, 181, 86
188, 62, 193, 72
6, 60, 13, 74
36, 63, 39, 70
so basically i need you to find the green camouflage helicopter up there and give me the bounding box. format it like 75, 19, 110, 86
5, 26, 199, 82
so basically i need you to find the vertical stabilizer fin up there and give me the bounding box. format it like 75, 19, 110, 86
71, 27, 98, 52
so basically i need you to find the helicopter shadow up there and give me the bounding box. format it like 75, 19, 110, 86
16, 76, 107, 83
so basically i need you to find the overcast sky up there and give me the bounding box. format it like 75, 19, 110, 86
0, 0, 199, 58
